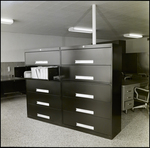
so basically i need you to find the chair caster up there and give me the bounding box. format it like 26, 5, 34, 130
131, 108, 134, 112
124, 110, 127, 114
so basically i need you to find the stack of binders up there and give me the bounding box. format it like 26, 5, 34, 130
31, 66, 58, 80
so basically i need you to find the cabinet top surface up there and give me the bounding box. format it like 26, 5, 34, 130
25, 47, 60, 53
61, 43, 113, 50
24, 43, 114, 53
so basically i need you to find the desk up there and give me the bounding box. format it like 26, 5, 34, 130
1, 75, 26, 97
122, 77, 148, 113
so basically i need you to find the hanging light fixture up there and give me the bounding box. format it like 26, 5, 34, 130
1, 18, 14, 25
123, 33, 143, 38
68, 27, 93, 34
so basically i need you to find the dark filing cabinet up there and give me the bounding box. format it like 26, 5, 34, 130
25, 42, 124, 139
25, 47, 62, 125
61, 43, 123, 139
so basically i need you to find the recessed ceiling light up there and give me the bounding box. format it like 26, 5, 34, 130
68, 27, 93, 34
123, 33, 143, 38
1, 18, 14, 25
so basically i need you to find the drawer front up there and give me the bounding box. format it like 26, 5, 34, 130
124, 86, 133, 94
61, 66, 112, 83
61, 48, 112, 65
124, 100, 134, 110
27, 92, 61, 109
63, 111, 112, 135
27, 104, 62, 124
62, 81, 112, 102
1, 81, 15, 93
62, 97, 111, 118
25, 51, 60, 65
124, 93, 133, 101
26, 79, 60, 95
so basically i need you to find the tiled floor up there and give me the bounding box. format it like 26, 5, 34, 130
1, 94, 149, 147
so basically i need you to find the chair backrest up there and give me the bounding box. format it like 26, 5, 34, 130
134, 87, 149, 103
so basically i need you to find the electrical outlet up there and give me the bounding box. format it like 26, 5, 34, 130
7, 66, 11, 72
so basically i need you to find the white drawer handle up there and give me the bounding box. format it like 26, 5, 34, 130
76, 123, 94, 130
37, 113, 50, 119
36, 101, 49, 106
127, 90, 131, 92
76, 108, 94, 115
36, 88, 49, 93
75, 75, 94, 80
127, 97, 131, 99
75, 60, 94, 64
35, 61, 48, 64
75, 93, 94, 99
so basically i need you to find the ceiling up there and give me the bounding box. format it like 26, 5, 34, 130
1, 1, 149, 40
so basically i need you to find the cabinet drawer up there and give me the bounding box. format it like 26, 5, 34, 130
62, 97, 111, 118
63, 111, 111, 135
122, 86, 133, 94
124, 93, 133, 101
61, 48, 112, 65
27, 104, 62, 124
25, 51, 60, 65
27, 92, 61, 109
1, 80, 26, 94
124, 100, 134, 110
62, 81, 112, 102
26, 79, 60, 95
61, 66, 112, 83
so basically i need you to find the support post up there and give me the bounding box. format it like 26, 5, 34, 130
92, 4, 96, 45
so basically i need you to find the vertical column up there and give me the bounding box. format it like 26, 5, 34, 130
92, 4, 96, 45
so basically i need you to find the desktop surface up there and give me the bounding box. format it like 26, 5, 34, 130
122, 75, 148, 87
1, 75, 25, 81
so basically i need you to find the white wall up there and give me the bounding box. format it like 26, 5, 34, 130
1, 32, 63, 62
1, 32, 104, 62
126, 38, 149, 53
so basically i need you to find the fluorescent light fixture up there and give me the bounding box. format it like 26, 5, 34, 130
123, 33, 143, 38
1, 18, 14, 25
68, 27, 93, 34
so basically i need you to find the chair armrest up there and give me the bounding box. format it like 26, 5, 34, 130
124, 74, 133, 80
135, 87, 149, 92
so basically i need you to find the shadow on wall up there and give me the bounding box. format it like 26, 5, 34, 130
1, 62, 25, 76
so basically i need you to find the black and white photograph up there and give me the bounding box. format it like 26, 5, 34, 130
1, 1, 149, 147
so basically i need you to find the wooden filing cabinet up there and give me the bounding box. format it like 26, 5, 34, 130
122, 83, 140, 113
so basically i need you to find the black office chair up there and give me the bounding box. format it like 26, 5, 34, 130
132, 86, 149, 112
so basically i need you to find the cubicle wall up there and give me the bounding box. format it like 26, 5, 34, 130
125, 38, 149, 76
137, 52, 149, 74
1, 62, 25, 76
